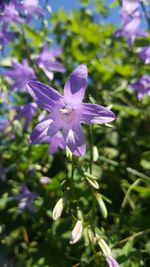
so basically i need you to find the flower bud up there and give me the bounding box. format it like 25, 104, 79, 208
95, 194, 108, 219
87, 227, 96, 244
96, 237, 111, 256
70, 220, 83, 245
93, 146, 99, 162
84, 172, 99, 189
52, 197, 64, 221
66, 146, 72, 161
39, 176, 51, 185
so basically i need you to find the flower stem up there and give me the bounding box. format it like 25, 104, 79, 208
89, 125, 94, 174
70, 155, 75, 196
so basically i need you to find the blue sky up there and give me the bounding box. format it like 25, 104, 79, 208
50, 0, 120, 25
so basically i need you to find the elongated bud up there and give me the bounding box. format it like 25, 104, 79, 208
93, 146, 99, 162
96, 236, 111, 257
52, 197, 64, 221
84, 172, 99, 189
87, 227, 96, 244
95, 194, 108, 219
70, 220, 83, 245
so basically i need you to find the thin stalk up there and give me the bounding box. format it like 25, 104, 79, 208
21, 24, 32, 64
21, 24, 39, 75
121, 178, 141, 209
70, 156, 75, 196
118, 178, 141, 229
89, 125, 94, 174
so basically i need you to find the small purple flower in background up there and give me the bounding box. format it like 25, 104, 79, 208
0, 118, 10, 133
120, 0, 140, 23
130, 75, 150, 99
13, 184, 38, 212
0, 117, 14, 139
0, 0, 21, 26
106, 255, 120, 267
2, 59, 36, 92
17, 0, 44, 22
13, 102, 37, 130
36, 44, 66, 80
113, 16, 148, 47
0, 90, 9, 105
0, 24, 15, 52
27, 64, 115, 157
139, 45, 150, 64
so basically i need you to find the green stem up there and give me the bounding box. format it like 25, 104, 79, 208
70, 156, 75, 196
118, 178, 141, 229
89, 125, 94, 174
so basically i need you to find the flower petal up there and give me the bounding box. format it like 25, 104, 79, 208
48, 48, 63, 58
39, 64, 54, 80
27, 81, 62, 112
64, 64, 87, 104
63, 125, 86, 157
47, 121, 60, 137
30, 117, 53, 144
81, 103, 115, 124
46, 61, 66, 73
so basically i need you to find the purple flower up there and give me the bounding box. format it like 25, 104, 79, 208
0, 117, 14, 139
2, 59, 36, 92
36, 44, 65, 80
13, 184, 38, 212
17, 0, 44, 22
0, 0, 21, 26
130, 75, 150, 99
14, 102, 37, 130
0, 118, 10, 133
114, 16, 148, 47
0, 24, 15, 51
139, 45, 150, 64
120, 0, 140, 23
27, 64, 115, 157
106, 255, 120, 267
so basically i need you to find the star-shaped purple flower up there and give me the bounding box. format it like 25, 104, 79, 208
36, 44, 65, 80
130, 75, 150, 99
14, 102, 37, 130
13, 184, 38, 212
139, 45, 150, 64
114, 16, 148, 47
27, 64, 115, 157
2, 59, 36, 91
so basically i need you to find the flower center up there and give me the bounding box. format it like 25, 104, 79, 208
60, 105, 73, 116
59, 104, 74, 123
